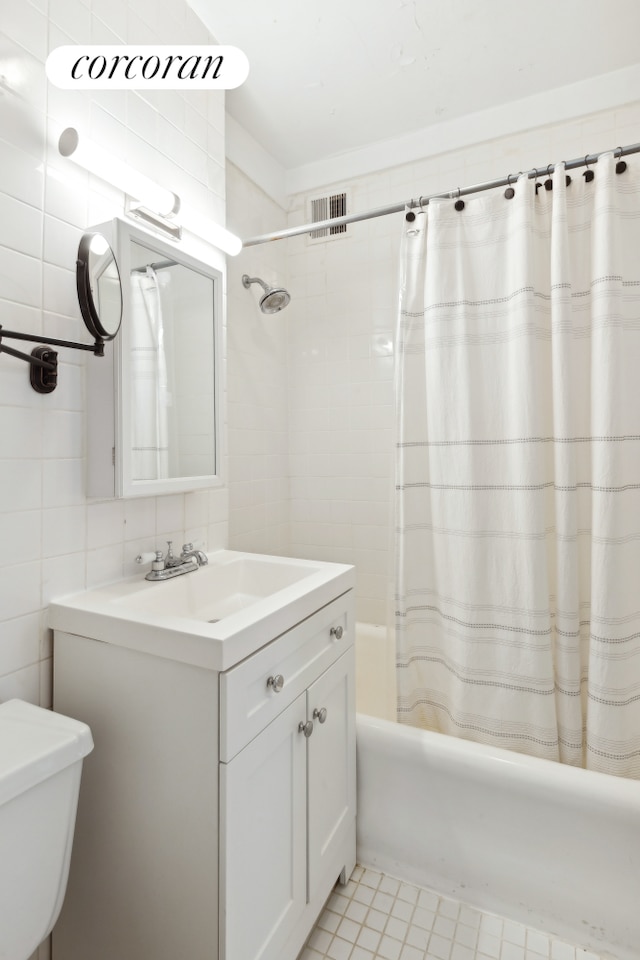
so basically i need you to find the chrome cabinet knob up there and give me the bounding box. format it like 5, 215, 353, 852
313, 707, 327, 724
298, 720, 314, 738
330, 625, 344, 640
267, 674, 285, 693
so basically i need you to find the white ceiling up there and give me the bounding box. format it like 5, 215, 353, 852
188, 0, 640, 174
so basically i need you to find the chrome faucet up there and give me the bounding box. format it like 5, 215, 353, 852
139, 541, 208, 581
178, 543, 209, 566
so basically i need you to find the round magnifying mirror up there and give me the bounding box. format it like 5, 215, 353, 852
76, 232, 123, 341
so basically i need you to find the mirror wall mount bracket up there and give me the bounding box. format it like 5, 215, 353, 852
0, 326, 106, 394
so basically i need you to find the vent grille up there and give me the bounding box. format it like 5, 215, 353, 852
309, 191, 348, 241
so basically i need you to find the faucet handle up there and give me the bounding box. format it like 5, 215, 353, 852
135, 552, 157, 565
181, 542, 194, 554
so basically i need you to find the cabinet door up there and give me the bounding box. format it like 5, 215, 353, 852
307, 647, 356, 902
220, 694, 307, 960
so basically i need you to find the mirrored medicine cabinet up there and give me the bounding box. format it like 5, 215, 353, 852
85, 217, 224, 499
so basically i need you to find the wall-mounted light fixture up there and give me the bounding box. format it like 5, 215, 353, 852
58, 127, 242, 256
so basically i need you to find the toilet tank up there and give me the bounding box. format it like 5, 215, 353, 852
0, 699, 93, 960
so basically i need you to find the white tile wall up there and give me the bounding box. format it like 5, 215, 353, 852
0, 0, 228, 705
226, 162, 290, 556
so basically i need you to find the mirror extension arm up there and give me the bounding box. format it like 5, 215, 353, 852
0, 230, 123, 394
0, 326, 106, 395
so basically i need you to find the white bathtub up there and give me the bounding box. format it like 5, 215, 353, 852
354, 622, 640, 960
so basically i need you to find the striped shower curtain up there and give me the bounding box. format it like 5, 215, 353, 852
395, 153, 640, 778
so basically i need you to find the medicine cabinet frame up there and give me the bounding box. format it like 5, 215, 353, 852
86, 217, 225, 499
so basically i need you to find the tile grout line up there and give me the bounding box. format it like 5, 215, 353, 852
299, 865, 608, 960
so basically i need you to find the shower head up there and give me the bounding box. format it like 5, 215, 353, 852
242, 274, 291, 314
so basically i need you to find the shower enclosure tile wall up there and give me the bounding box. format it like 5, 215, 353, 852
226, 164, 291, 556
0, 0, 228, 704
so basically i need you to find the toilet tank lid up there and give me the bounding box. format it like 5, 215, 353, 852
0, 700, 94, 807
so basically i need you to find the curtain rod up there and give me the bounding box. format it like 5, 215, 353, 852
242, 142, 640, 247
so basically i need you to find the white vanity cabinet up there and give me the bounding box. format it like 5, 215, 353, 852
51, 586, 356, 960
220, 646, 356, 960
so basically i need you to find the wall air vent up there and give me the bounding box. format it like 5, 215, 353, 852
308, 191, 348, 243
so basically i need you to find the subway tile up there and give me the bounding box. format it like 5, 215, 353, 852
0, 561, 41, 621
43, 160, 89, 229
0, 245, 42, 308
0, 408, 43, 457
42, 552, 85, 606
2, 2, 48, 61
42, 410, 83, 460
0, 510, 41, 566
86, 544, 124, 588
42, 459, 85, 507
0, 141, 44, 208
87, 500, 125, 549
42, 263, 78, 319
123, 498, 156, 542
0, 459, 41, 511
49, 0, 91, 42
43, 215, 81, 271
0, 663, 41, 704
42, 505, 86, 558
0, 613, 41, 675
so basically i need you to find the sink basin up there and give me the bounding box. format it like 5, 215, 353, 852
114, 556, 318, 622
48, 550, 355, 671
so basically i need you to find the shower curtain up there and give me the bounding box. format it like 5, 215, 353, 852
130, 267, 170, 480
395, 152, 640, 778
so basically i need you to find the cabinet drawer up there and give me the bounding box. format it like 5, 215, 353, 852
220, 592, 353, 761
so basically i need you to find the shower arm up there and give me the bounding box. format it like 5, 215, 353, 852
242, 275, 270, 294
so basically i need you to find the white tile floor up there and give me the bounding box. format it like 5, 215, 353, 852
299, 865, 609, 960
